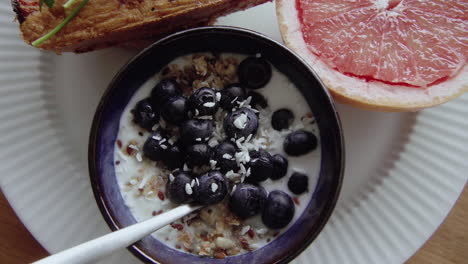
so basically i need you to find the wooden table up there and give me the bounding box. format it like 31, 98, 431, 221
1, 185, 467, 263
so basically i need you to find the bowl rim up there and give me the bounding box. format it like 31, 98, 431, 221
89, 25, 344, 264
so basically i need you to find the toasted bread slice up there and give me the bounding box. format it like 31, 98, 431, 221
12, 0, 269, 53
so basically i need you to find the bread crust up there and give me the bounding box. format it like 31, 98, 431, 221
276, 0, 467, 112
13, 0, 270, 53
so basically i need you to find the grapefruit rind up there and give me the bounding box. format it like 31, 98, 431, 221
276, 0, 468, 112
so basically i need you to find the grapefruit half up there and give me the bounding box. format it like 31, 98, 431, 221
276, 0, 468, 111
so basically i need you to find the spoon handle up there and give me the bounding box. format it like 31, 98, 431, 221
33, 204, 199, 264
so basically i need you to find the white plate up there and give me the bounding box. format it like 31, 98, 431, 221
1, 2, 467, 264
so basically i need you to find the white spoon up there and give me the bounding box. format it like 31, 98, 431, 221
33, 204, 201, 264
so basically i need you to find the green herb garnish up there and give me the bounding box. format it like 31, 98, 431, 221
63, 0, 79, 9
32, 0, 90, 47
39, 0, 55, 10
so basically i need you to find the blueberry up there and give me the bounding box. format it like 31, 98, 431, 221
284, 130, 318, 156
248, 91, 268, 109
180, 119, 214, 145
288, 172, 308, 195
143, 132, 168, 161
271, 154, 288, 180
185, 144, 212, 168
213, 141, 238, 173
220, 83, 247, 110
229, 183, 267, 219
166, 171, 194, 204
160, 96, 188, 125
189, 87, 219, 116
272, 109, 294, 131
246, 150, 273, 183
151, 79, 182, 107
162, 144, 184, 170
262, 190, 295, 229
238, 57, 272, 89
224, 107, 259, 139
131, 98, 159, 131
194, 170, 228, 205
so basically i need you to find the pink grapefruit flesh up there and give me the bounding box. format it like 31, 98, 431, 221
296, 0, 467, 88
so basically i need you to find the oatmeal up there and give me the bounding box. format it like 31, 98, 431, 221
114, 53, 321, 258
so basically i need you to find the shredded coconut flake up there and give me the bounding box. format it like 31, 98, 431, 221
136, 152, 143, 162
195, 178, 200, 186
208, 138, 219, 147
226, 170, 240, 180
256, 228, 268, 235
211, 182, 219, 192
210, 159, 217, 169
183, 163, 189, 171
196, 138, 202, 142
139, 175, 149, 189
152, 134, 162, 140
222, 153, 233, 159
191, 179, 196, 187
237, 96, 252, 108
195, 109, 200, 116
231, 97, 238, 104
128, 144, 139, 150
160, 145, 167, 149
233, 114, 248, 130
185, 183, 193, 195
144, 191, 156, 201
129, 179, 138, 185
245, 96, 252, 105
203, 102, 216, 107
250, 243, 260, 250
239, 163, 246, 175
231, 184, 237, 194
169, 174, 175, 182
241, 225, 251, 235
216, 92, 221, 102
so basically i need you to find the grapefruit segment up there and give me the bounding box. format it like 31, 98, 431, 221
376, 14, 420, 86
331, 13, 386, 80
295, 0, 467, 88
404, 0, 468, 20
298, 0, 374, 25
301, 6, 380, 61
403, 9, 467, 58
404, 17, 463, 86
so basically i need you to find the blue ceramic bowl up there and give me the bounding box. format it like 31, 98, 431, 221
89, 26, 344, 264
